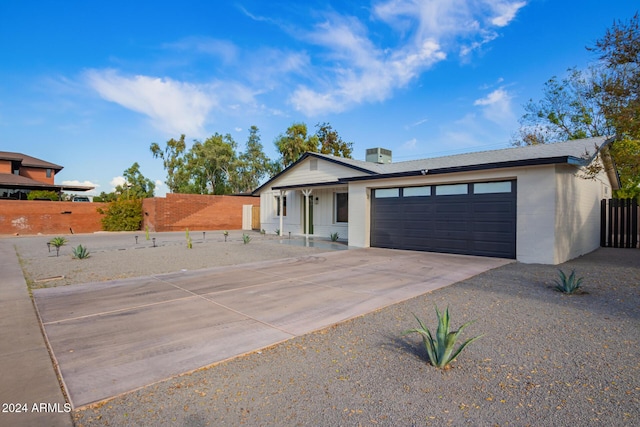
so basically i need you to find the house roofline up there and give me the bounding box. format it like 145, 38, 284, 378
342, 156, 587, 182
272, 180, 347, 191
252, 152, 376, 195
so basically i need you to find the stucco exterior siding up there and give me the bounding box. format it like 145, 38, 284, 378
256, 139, 618, 265
553, 163, 610, 263
515, 167, 557, 264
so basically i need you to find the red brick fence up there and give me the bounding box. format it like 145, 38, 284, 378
0, 194, 259, 235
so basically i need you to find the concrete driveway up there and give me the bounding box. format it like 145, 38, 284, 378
33, 248, 511, 408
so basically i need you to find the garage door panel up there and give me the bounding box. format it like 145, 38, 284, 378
371, 180, 516, 259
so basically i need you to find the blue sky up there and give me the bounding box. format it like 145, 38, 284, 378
1, 0, 637, 196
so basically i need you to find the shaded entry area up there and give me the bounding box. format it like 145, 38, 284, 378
371, 181, 517, 259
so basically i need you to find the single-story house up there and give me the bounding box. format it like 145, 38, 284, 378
254, 136, 619, 264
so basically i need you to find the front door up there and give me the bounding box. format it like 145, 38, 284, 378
302, 196, 314, 235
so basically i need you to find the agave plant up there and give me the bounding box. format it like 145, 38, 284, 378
330, 232, 339, 242
242, 233, 252, 244
49, 237, 68, 257
71, 244, 90, 259
403, 306, 483, 369
554, 269, 583, 294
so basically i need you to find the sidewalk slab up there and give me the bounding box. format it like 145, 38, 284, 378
0, 241, 72, 427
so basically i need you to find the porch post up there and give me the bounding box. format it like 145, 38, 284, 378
279, 190, 284, 237
302, 189, 312, 237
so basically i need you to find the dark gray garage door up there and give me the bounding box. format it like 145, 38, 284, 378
371, 181, 516, 258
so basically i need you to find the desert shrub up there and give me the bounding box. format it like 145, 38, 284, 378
242, 233, 251, 244
27, 190, 59, 201
403, 306, 482, 369
554, 269, 583, 294
72, 244, 90, 259
330, 232, 339, 241
97, 198, 143, 231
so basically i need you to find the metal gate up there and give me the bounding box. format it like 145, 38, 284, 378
600, 198, 639, 248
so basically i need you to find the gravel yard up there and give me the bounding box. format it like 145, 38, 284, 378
11, 233, 640, 426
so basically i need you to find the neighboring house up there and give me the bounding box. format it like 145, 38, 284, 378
0, 151, 93, 199
254, 136, 619, 265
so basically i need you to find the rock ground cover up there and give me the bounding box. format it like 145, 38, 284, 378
10, 233, 639, 426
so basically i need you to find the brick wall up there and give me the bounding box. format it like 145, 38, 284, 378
143, 193, 259, 232
0, 200, 107, 235
0, 194, 260, 235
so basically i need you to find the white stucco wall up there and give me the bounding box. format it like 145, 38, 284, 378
347, 164, 613, 264
263, 156, 614, 264
553, 163, 610, 264
259, 157, 361, 237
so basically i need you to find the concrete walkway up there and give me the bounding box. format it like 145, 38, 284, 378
32, 248, 511, 408
0, 240, 73, 427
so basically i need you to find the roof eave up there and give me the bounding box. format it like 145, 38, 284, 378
252, 152, 377, 195
343, 156, 577, 182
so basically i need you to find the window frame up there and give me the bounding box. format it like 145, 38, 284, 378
335, 192, 348, 223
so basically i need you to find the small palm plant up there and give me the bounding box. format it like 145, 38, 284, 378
403, 306, 483, 369
49, 237, 68, 257
71, 244, 90, 259
554, 269, 583, 294
242, 233, 252, 244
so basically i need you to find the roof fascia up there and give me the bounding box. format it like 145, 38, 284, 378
272, 180, 347, 191
343, 156, 575, 182
252, 152, 376, 194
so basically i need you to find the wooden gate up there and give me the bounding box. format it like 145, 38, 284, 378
251, 205, 261, 230
600, 198, 639, 248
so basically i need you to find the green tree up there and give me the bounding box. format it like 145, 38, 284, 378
274, 122, 318, 168
315, 122, 354, 158
118, 162, 155, 199
591, 13, 640, 196
232, 126, 279, 193
513, 13, 640, 197
188, 133, 237, 194
274, 122, 353, 167
150, 135, 191, 193
514, 68, 612, 145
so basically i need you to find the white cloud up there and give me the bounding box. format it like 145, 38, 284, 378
164, 37, 239, 64
110, 176, 126, 191
474, 88, 515, 125
289, 0, 526, 116
491, 1, 527, 27
85, 69, 217, 137
401, 138, 418, 150
290, 14, 446, 116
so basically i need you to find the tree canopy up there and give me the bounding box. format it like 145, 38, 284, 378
151, 122, 352, 194
274, 122, 353, 168
513, 13, 640, 197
